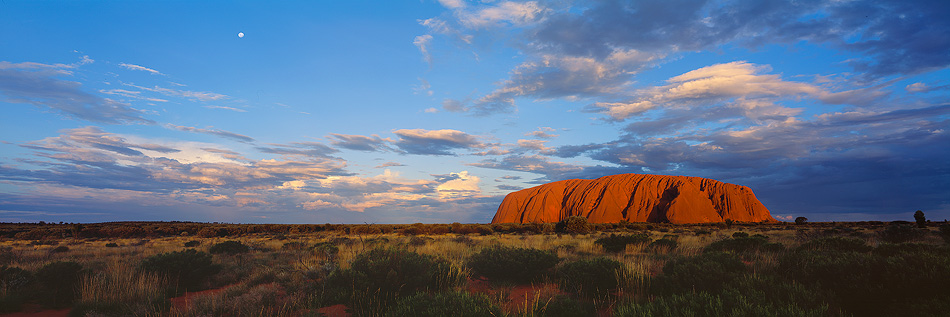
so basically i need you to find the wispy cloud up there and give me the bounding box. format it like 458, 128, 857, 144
124, 83, 228, 101
119, 63, 163, 75
413, 35, 434, 64
165, 124, 255, 143
256, 141, 339, 158
328, 133, 390, 152
204, 105, 247, 112
100, 89, 168, 102
0, 61, 152, 124
375, 161, 406, 168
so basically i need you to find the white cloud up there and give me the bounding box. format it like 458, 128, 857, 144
393, 128, 484, 155
437, 0, 466, 9
436, 171, 481, 198
204, 105, 247, 112
590, 61, 872, 121
414, 34, 434, 64
119, 63, 163, 75
459, 1, 545, 28
124, 83, 227, 101
525, 127, 559, 139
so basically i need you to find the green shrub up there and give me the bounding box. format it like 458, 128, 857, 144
104, 242, 119, 248
880, 224, 925, 243
594, 233, 651, 253
873, 242, 943, 257
312, 241, 339, 257
648, 238, 678, 252
652, 252, 745, 295
0, 266, 35, 313
939, 224, 950, 244
614, 289, 829, 317
139, 249, 219, 292
322, 248, 463, 316
0, 247, 20, 265
1, 266, 33, 290
797, 237, 871, 253
209, 240, 250, 255
50, 246, 70, 253
385, 291, 502, 317
467, 246, 560, 283
779, 244, 950, 316
281, 241, 307, 250
533, 294, 595, 317
558, 257, 624, 297
408, 236, 432, 246
705, 235, 780, 254
732, 231, 749, 238
556, 216, 590, 234
183, 240, 201, 247
475, 224, 494, 235
36, 261, 84, 308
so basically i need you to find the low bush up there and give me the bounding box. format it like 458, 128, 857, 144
797, 237, 871, 253
467, 246, 560, 283
648, 238, 678, 252
139, 249, 219, 292
475, 224, 494, 235
939, 224, 950, 244
614, 289, 829, 317
50, 246, 70, 253
0, 266, 35, 313
408, 236, 433, 246
705, 235, 782, 253
352, 225, 383, 235
556, 216, 590, 234
652, 252, 746, 295
209, 240, 250, 255
386, 291, 502, 317
104, 242, 119, 248
0, 247, 20, 265
779, 244, 950, 316
36, 261, 84, 308
281, 241, 307, 250
312, 241, 339, 257
595, 233, 651, 253
880, 224, 926, 243
183, 240, 201, 247
558, 257, 624, 297
322, 248, 463, 316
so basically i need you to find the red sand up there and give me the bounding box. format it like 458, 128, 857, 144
169, 284, 235, 311
314, 304, 350, 317
0, 304, 69, 317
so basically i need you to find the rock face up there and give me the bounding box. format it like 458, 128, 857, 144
492, 174, 776, 224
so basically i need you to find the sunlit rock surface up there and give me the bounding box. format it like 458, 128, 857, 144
492, 174, 776, 224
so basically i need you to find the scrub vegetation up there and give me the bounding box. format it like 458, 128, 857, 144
1, 220, 948, 316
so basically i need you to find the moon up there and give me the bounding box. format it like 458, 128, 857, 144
238, 32, 244, 38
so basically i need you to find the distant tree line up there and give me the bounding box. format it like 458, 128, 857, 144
0, 219, 936, 240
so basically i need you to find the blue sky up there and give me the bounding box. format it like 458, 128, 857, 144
1, 0, 948, 224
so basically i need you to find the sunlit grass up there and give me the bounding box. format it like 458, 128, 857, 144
0, 222, 943, 316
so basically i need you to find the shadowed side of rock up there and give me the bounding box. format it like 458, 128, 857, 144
491, 174, 776, 224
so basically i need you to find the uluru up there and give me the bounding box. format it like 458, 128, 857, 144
492, 174, 776, 224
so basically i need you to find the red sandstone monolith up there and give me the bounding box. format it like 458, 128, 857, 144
492, 174, 776, 224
